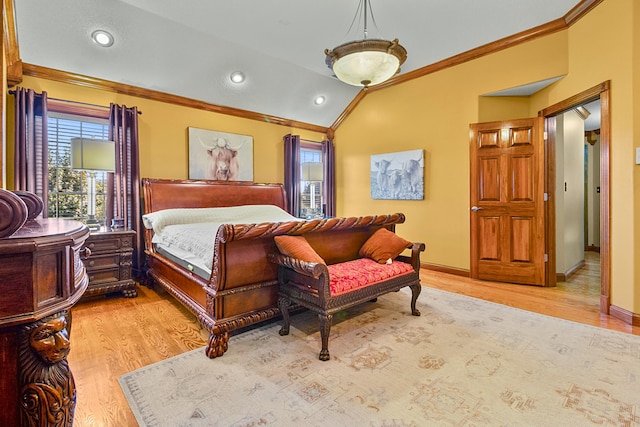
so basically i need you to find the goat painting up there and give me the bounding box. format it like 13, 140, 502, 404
188, 127, 253, 181
370, 149, 424, 200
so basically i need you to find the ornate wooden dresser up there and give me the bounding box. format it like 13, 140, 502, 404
0, 189, 89, 426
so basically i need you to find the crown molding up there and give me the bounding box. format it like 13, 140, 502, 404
564, 0, 604, 25
20, 64, 328, 135
3, 0, 21, 86
331, 0, 603, 131
4, 0, 603, 135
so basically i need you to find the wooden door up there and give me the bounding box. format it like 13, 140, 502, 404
470, 117, 545, 286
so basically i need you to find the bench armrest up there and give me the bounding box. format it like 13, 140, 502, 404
267, 253, 329, 279
395, 242, 425, 272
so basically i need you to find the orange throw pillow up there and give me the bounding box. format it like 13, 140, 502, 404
359, 228, 411, 264
274, 235, 326, 265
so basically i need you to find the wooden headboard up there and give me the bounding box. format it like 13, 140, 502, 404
141, 178, 288, 214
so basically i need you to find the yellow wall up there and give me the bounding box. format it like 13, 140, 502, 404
335, 0, 639, 313
530, 0, 635, 311
6, 76, 327, 189
635, 0, 640, 314
335, 31, 568, 270
478, 96, 531, 123
6, 1, 639, 314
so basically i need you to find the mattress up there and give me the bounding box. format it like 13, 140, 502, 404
143, 204, 301, 279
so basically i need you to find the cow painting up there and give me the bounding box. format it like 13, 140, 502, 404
188, 128, 253, 181
206, 144, 239, 181
370, 149, 424, 200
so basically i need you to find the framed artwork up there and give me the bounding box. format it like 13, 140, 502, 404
188, 127, 253, 181
370, 149, 424, 200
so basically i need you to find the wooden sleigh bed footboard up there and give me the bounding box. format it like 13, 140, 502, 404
142, 178, 407, 359
142, 178, 288, 358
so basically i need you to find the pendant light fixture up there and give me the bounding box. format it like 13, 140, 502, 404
325, 0, 407, 89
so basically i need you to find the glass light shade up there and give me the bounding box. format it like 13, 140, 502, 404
71, 138, 116, 171
326, 38, 407, 87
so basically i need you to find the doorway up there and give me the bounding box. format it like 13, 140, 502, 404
543, 81, 610, 313
470, 82, 611, 313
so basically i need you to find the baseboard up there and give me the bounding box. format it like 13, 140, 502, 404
421, 263, 470, 277
609, 304, 640, 327
556, 259, 585, 283
585, 245, 601, 253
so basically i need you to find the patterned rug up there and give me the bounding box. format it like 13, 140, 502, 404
119, 287, 640, 426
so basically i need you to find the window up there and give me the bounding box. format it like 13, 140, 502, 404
299, 142, 325, 219
47, 106, 110, 225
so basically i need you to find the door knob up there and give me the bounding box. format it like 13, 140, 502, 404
471, 206, 482, 211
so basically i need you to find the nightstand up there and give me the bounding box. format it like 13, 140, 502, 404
81, 228, 137, 298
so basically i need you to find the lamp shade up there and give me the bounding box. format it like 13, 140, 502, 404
326, 38, 407, 87
301, 162, 324, 181
71, 138, 115, 171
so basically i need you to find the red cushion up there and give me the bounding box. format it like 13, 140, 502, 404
274, 235, 326, 265
358, 228, 412, 264
327, 258, 414, 296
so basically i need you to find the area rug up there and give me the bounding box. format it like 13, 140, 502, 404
119, 287, 640, 426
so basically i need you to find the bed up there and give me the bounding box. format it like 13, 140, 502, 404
142, 178, 408, 358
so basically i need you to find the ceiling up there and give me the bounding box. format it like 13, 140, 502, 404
14, 0, 585, 129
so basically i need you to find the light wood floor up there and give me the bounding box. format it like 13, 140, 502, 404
68, 254, 639, 426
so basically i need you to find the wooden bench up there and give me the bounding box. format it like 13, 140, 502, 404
268, 224, 424, 361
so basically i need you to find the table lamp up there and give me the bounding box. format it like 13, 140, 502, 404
71, 138, 115, 230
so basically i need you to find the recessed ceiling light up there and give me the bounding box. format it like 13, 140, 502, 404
230, 71, 245, 84
314, 96, 326, 105
91, 30, 114, 47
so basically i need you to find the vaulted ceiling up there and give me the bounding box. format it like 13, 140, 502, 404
12, 1, 592, 130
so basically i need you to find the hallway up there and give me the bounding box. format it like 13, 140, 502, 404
557, 250, 601, 311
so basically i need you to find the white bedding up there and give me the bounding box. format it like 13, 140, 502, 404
143, 205, 300, 275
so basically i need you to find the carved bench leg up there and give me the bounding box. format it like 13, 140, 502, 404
278, 296, 291, 336
318, 313, 333, 361
205, 331, 229, 358
410, 284, 422, 316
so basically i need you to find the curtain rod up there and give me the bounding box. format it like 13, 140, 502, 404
7, 90, 142, 115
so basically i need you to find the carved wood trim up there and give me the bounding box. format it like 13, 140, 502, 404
18, 310, 76, 426
6, 0, 603, 135
370, 18, 567, 94
3, 0, 22, 86
216, 213, 406, 243
21, 64, 329, 135
12, 191, 44, 220
0, 188, 28, 237
564, 0, 604, 25
333, 0, 602, 129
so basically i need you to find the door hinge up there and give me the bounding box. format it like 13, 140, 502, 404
544, 192, 548, 202
544, 254, 549, 262
544, 131, 548, 140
